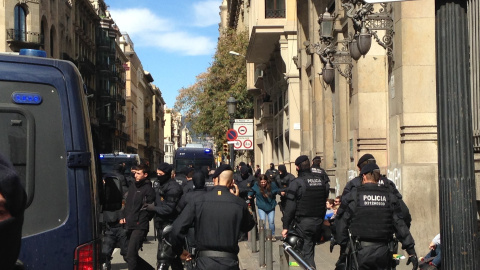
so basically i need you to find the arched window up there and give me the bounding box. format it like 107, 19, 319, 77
14, 5, 26, 41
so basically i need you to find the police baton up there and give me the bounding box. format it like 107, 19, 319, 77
348, 229, 359, 270
282, 242, 315, 270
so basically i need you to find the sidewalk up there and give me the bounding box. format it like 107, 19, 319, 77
238, 204, 412, 270
237, 204, 338, 269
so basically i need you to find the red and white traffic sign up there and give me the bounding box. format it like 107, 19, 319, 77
226, 129, 238, 141
233, 119, 254, 150
243, 139, 253, 149
234, 140, 242, 149
238, 125, 247, 135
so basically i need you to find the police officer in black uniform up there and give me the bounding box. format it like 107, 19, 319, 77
101, 164, 129, 270
311, 156, 330, 183
201, 166, 215, 191
275, 164, 295, 215
235, 165, 257, 241
168, 164, 256, 270
282, 155, 329, 268
146, 162, 183, 270
174, 167, 189, 188
265, 163, 278, 179
341, 154, 411, 227
335, 163, 418, 270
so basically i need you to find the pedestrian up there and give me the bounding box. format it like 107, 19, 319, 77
146, 162, 183, 270
168, 164, 256, 270
248, 174, 279, 240
335, 163, 418, 270
419, 234, 441, 269
275, 164, 295, 215
0, 152, 27, 270
124, 164, 156, 270
334, 196, 341, 207
254, 164, 261, 178
281, 155, 329, 268
101, 163, 129, 270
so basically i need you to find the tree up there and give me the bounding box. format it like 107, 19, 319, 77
174, 29, 252, 152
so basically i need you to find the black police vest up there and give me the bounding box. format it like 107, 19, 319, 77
295, 174, 327, 217
350, 185, 394, 241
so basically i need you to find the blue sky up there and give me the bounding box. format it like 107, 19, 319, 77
106, 0, 221, 108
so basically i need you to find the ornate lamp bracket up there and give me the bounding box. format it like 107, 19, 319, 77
342, 1, 394, 61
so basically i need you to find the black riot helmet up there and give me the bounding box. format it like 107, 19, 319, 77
284, 231, 304, 252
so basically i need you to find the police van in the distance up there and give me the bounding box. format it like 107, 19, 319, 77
0, 50, 117, 269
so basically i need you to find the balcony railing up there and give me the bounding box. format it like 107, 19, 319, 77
265, 9, 285, 18
6, 29, 43, 44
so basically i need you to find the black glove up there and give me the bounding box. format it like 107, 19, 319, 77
330, 238, 337, 253
406, 254, 418, 270
143, 203, 155, 211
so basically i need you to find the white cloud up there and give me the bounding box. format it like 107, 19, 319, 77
141, 32, 216, 56
192, 0, 221, 27
109, 7, 216, 56
109, 8, 171, 35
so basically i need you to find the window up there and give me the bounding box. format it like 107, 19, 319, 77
265, 0, 285, 18
14, 5, 26, 41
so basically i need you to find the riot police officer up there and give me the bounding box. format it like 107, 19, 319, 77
168, 164, 256, 270
265, 163, 278, 179
311, 156, 330, 183
146, 162, 183, 270
275, 165, 295, 215
341, 153, 411, 227
335, 163, 418, 270
101, 164, 129, 270
235, 165, 257, 241
281, 155, 329, 268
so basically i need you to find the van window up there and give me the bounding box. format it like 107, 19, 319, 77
0, 81, 68, 237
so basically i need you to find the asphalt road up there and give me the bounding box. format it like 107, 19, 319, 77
110, 203, 415, 269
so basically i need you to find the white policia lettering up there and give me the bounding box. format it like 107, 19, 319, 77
307, 179, 323, 186
363, 194, 387, 206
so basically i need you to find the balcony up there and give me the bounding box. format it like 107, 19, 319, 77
78, 56, 95, 74
99, 117, 115, 128
115, 130, 130, 141
99, 90, 115, 101
6, 29, 43, 51
115, 112, 126, 123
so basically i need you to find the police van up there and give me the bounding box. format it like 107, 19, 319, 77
0, 50, 115, 269
174, 146, 215, 172
100, 152, 140, 177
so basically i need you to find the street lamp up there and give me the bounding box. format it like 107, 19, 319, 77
226, 95, 237, 166
229, 51, 245, 57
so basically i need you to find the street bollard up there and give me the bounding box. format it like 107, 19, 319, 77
258, 219, 265, 267
250, 222, 257, 253
279, 244, 289, 270
265, 229, 273, 270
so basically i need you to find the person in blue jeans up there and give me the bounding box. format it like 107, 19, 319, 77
248, 174, 279, 239
420, 234, 441, 269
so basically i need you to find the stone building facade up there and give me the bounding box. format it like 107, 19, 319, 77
223, 0, 480, 249
1, 0, 166, 168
